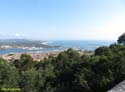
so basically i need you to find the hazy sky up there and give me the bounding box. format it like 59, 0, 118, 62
0, 0, 125, 40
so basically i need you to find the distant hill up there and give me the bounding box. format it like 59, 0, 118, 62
0, 39, 60, 49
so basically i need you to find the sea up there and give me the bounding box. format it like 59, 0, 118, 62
0, 40, 115, 55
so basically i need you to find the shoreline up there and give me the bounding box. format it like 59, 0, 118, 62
0, 49, 94, 62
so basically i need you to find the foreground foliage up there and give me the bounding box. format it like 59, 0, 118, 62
0, 43, 125, 92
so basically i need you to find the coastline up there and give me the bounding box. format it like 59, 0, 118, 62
0, 49, 94, 62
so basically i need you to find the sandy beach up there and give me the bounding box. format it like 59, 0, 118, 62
0, 51, 61, 62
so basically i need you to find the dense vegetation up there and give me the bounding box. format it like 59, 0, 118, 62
0, 34, 125, 92
117, 33, 125, 44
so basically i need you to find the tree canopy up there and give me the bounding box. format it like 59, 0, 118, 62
117, 33, 125, 44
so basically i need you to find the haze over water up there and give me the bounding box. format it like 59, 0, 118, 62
0, 40, 115, 54
0, 0, 124, 54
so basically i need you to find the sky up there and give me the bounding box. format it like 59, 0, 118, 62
0, 0, 125, 40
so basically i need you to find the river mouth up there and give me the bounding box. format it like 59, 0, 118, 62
0, 40, 115, 55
